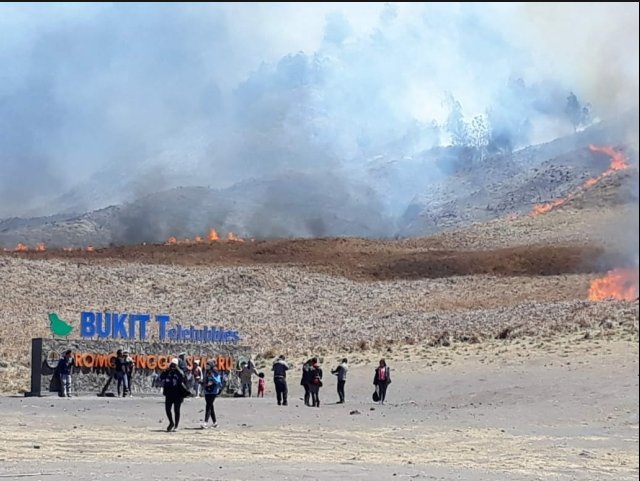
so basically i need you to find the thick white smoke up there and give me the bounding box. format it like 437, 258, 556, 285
0, 2, 635, 220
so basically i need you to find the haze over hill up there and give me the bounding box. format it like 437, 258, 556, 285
2, 4, 637, 236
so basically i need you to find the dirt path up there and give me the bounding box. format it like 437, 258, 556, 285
0, 339, 637, 480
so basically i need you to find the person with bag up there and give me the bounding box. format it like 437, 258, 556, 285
201, 360, 222, 429
159, 358, 187, 432
373, 359, 391, 405
308, 358, 323, 408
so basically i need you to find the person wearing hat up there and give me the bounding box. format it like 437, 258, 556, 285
159, 358, 187, 432
201, 360, 223, 429
271, 354, 289, 406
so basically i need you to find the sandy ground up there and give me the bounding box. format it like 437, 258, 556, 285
0, 336, 637, 481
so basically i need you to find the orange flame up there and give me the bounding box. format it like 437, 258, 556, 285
508, 145, 629, 219
14, 243, 29, 252
164, 227, 246, 245
35, 243, 46, 251
85, 246, 94, 252
588, 268, 639, 302
227, 232, 244, 242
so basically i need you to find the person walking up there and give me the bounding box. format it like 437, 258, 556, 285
308, 358, 323, 408
300, 359, 312, 406
159, 358, 187, 432
272, 355, 289, 406
55, 350, 74, 398
202, 361, 222, 429
331, 358, 348, 404
373, 359, 391, 405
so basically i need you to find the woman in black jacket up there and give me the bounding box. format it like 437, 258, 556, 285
308, 358, 323, 408
300, 359, 312, 406
159, 358, 187, 431
373, 359, 391, 405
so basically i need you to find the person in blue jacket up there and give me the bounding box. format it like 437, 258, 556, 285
201, 360, 223, 429
55, 350, 74, 398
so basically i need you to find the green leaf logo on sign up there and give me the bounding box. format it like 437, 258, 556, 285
48, 313, 74, 338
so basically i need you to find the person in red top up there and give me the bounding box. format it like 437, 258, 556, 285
373, 359, 391, 405
257, 372, 266, 397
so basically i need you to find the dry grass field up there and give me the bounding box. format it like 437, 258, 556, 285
0, 201, 638, 480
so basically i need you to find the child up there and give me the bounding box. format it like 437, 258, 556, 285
257, 372, 266, 397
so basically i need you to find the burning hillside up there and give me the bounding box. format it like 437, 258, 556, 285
508, 145, 630, 219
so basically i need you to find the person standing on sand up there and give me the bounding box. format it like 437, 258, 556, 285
160, 358, 187, 432
272, 355, 289, 406
257, 372, 266, 397
55, 350, 74, 398
308, 358, 323, 408
202, 360, 222, 429
331, 358, 348, 404
239, 360, 258, 397
373, 359, 391, 405
301, 359, 312, 406
114, 350, 128, 397
124, 350, 134, 396
192, 360, 203, 398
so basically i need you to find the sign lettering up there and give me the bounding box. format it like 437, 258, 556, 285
71, 352, 234, 371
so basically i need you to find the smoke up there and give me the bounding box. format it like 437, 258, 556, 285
513, 3, 639, 118
509, 2, 639, 267
1, 3, 635, 239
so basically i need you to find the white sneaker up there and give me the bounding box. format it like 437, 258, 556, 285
212, 422, 218, 428
201, 422, 209, 429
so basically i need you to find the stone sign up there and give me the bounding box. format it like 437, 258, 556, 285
27, 338, 252, 397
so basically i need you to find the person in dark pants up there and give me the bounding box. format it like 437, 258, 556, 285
159, 358, 186, 432
124, 350, 134, 397
308, 358, 323, 407
55, 350, 74, 398
300, 359, 312, 406
114, 350, 128, 397
373, 359, 391, 405
202, 360, 222, 429
272, 355, 289, 406
331, 358, 348, 404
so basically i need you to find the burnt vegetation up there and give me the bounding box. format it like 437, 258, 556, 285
4, 238, 625, 282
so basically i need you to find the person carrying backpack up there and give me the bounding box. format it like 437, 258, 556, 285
202, 360, 222, 429
159, 358, 187, 432
373, 359, 391, 405
308, 358, 323, 408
